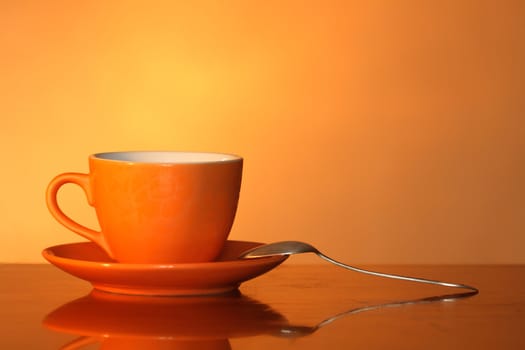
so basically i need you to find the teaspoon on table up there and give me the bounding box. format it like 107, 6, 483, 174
239, 241, 478, 293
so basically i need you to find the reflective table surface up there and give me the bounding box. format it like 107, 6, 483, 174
1, 264, 524, 349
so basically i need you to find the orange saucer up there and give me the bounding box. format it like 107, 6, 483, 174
42, 240, 287, 296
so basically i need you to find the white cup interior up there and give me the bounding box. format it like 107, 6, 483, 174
94, 151, 241, 164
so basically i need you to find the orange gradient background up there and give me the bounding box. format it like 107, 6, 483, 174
1, 0, 524, 263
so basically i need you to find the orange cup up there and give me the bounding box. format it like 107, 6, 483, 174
46, 151, 243, 264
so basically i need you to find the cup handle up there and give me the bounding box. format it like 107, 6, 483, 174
46, 173, 111, 255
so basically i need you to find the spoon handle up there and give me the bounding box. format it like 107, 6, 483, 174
317, 253, 478, 292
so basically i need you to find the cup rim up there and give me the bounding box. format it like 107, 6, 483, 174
91, 151, 242, 164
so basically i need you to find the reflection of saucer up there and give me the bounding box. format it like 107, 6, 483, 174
44, 290, 289, 350
43, 290, 289, 340
42, 240, 287, 296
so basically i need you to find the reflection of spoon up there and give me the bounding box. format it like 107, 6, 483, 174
240, 241, 479, 292
274, 290, 479, 337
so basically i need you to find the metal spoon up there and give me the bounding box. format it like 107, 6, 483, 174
239, 241, 478, 293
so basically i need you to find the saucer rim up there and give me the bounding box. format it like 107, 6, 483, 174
41, 240, 287, 296
42, 240, 285, 269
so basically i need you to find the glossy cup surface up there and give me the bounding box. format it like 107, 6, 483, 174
46, 151, 243, 263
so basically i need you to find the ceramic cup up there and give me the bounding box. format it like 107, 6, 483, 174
46, 151, 243, 264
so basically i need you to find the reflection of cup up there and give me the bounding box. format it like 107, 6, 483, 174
46, 151, 243, 263
44, 289, 478, 349
43, 290, 288, 350
61, 337, 231, 350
